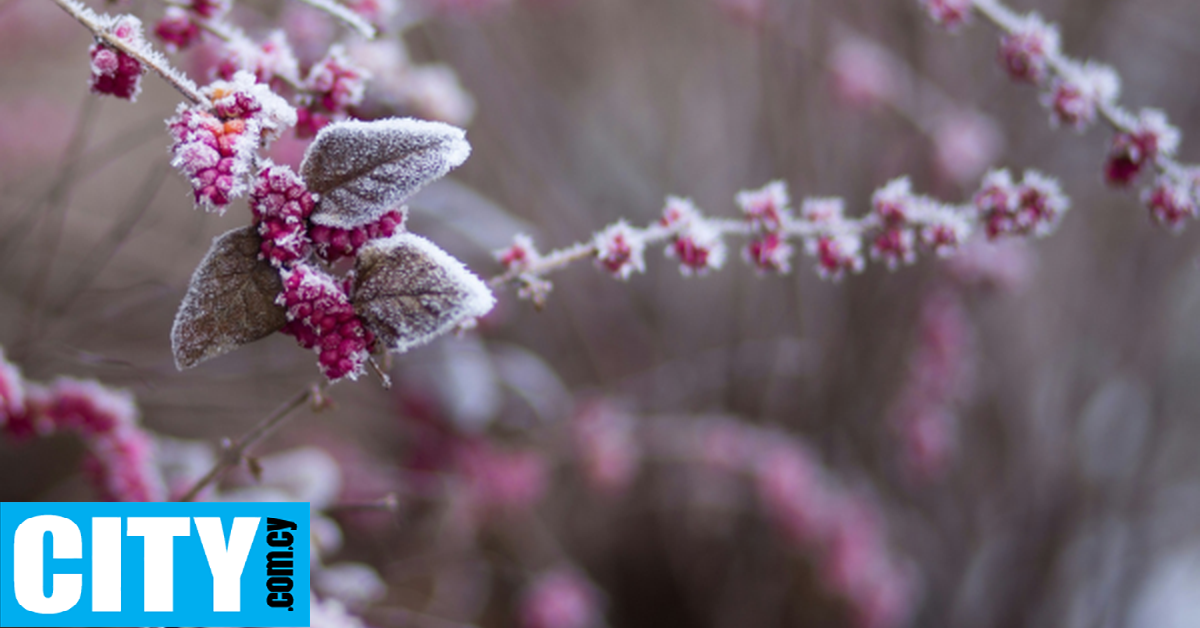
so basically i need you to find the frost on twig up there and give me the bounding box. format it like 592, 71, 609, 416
922, 0, 1200, 231
491, 169, 1069, 306
172, 226, 288, 370
51, 0, 207, 106
301, 118, 471, 228
353, 233, 497, 354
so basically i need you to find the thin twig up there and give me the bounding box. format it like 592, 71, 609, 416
969, 0, 1186, 178
177, 382, 331, 502
291, 0, 376, 40
485, 217, 849, 290
49, 0, 210, 107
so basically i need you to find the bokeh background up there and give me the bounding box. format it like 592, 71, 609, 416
3, 0, 1200, 626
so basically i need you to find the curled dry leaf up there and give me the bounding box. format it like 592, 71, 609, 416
301, 117, 471, 229
171, 226, 288, 369
353, 233, 496, 354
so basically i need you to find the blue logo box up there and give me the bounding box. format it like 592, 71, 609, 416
0, 501, 310, 627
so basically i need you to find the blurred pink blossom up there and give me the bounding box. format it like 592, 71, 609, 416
519, 569, 602, 628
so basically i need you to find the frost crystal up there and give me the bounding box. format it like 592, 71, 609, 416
154, 7, 200, 53
1143, 176, 1198, 232
89, 16, 146, 101
206, 71, 297, 141
250, 163, 316, 267
593, 221, 646, 280
217, 31, 302, 87
1105, 109, 1181, 186
977, 170, 1069, 238
998, 13, 1060, 84
807, 232, 865, 280
737, 180, 791, 232
302, 118, 471, 228
167, 108, 259, 212
84, 428, 167, 502
277, 264, 374, 381
42, 378, 138, 435
496, 233, 541, 272
746, 232, 795, 274
172, 226, 288, 370
919, 0, 971, 29
352, 233, 496, 354
1045, 61, 1120, 130
311, 209, 407, 263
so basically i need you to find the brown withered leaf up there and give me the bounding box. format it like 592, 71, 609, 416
171, 226, 288, 369
353, 233, 495, 354
301, 117, 471, 229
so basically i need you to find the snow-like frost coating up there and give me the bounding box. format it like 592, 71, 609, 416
171, 226, 288, 370
302, 117, 471, 228
353, 233, 495, 354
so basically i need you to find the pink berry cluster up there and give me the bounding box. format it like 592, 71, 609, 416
973, 169, 1069, 239
246, 160, 411, 380
167, 72, 297, 212
495, 170, 1067, 299
216, 31, 302, 87
918, 0, 971, 30
212, 35, 370, 137
310, 209, 406, 262
738, 181, 799, 273
660, 197, 729, 275
89, 16, 146, 100
923, 0, 1200, 232
298, 46, 369, 138
0, 348, 166, 502
639, 417, 913, 628
277, 265, 376, 381
250, 163, 317, 266
519, 570, 602, 628
154, 0, 229, 52
887, 289, 975, 481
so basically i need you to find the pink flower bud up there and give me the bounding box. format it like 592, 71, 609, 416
154, 7, 200, 53
1043, 61, 1120, 130
919, 0, 971, 29
593, 221, 646, 280
998, 14, 1060, 84
1105, 109, 1181, 186
88, 17, 147, 101
746, 232, 795, 274
736, 180, 791, 232
1143, 176, 1198, 232
495, 233, 540, 272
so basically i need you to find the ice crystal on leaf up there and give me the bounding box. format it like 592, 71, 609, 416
352, 233, 496, 354
301, 118, 471, 229
172, 226, 288, 370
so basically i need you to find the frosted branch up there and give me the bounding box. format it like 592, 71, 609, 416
50, 0, 210, 107
490, 170, 1067, 306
